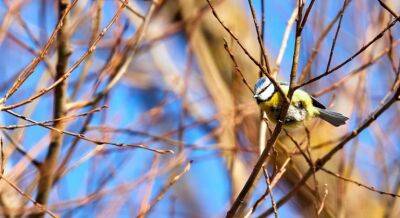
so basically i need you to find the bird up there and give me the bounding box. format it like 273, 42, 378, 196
253, 77, 348, 128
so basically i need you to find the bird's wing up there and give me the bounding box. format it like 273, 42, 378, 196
310, 95, 326, 109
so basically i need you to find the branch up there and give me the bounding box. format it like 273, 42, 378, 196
31, 1, 71, 216
323, 0, 347, 77
227, 2, 305, 216
317, 184, 328, 215
247, 0, 272, 75
321, 167, 400, 198
0, 137, 3, 174
0, 174, 58, 218
5, 110, 173, 155
377, 0, 400, 19
223, 40, 254, 93
118, 0, 145, 19
137, 161, 192, 216
0, 106, 107, 130
299, 0, 316, 32
2, 130, 41, 168
275, 8, 297, 74
250, 158, 290, 214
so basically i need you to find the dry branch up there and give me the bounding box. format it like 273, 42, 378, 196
31, 1, 71, 217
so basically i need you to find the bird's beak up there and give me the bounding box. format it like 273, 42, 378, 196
253, 94, 262, 104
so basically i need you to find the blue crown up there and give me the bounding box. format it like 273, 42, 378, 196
254, 77, 268, 93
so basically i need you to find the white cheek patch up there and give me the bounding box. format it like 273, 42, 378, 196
259, 85, 275, 101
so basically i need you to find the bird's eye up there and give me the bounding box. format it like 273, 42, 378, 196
296, 101, 304, 109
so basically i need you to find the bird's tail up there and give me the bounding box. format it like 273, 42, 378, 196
317, 108, 348, 127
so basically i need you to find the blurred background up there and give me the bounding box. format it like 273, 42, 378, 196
0, 0, 399, 217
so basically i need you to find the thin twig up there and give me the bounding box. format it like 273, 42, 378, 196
0, 106, 107, 130
317, 184, 329, 215
71, 0, 104, 100
5, 110, 173, 154
251, 158, 290, 214
0, 174, 58, 218
1, 130, 41, 168
119, 0, 145, 20
299, 0, 316, 32
247, 0, 272, 75
377, 0, 400, 19
323, 0, 347, 77
260, 0, 266, 77
223, 40, 254, 93
321, 167, 400, 198
0, 137, 4, 174
263, 167, 278, 218
138, 161, 192, 216
275, 8, 297, 74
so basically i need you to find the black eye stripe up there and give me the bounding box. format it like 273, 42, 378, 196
259, 83, 272, 94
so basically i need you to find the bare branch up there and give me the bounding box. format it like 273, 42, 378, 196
321, 167, 400, 198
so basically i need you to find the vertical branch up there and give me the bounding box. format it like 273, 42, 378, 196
0, 137, 3, 175
260, 0, 266, 78
275, 8, 298, 75
71, 0, 104, 99
258, 0, 268, 156
263, 167, 278, 218
304, 126, 320, 216
289, 0, 304, 90
30, 0, 71, 217
227, 1, 305, 217
323, 0, 347, 75
247, 0, 271, 75
39, 0, 48, 43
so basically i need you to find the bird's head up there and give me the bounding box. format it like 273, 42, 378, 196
253, 77, 274, 104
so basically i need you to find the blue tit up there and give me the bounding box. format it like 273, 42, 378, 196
253, 77, 348, 127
